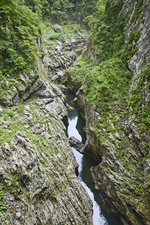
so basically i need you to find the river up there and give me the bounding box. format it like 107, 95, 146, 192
67, 91, 124, 225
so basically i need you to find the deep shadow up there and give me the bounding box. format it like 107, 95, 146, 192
76, 111, 86, 144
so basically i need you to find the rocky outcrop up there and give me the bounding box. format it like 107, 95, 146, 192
0, 82, 93, 224
42, 27, 88, 83
69, 136, 84, 153
0, 70, 43, 106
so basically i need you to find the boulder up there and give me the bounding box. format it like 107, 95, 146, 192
69, 136, 84, 152
54, 24, 62, 33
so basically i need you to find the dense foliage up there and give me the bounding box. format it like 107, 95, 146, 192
0, 0, 39, 76
0, 0, 98, 78
70, 56, 131, 110
41, 0, 73, 21
70, 0, 132, 110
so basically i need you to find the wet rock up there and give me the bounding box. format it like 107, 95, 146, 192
69, 136, 84, 152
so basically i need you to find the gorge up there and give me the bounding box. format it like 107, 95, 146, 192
0, 0, 150, 225
67, 90, 126, 225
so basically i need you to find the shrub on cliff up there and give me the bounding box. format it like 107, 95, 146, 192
0, 0, 39, 76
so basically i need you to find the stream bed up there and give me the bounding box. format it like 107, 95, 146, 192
67, 91, 124, 225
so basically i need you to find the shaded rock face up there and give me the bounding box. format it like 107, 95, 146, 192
0, 84, 93, 224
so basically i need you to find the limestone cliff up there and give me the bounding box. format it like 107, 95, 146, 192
67, 0, 150, 224
0, 26, 93, 224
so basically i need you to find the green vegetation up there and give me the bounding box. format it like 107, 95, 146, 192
0, 0, 94, 102
41, 0, 73, 22
0, 0, 41, 102
69, 0, 132, 112
0, 0, 146, 105
0, 191, 7, 219
0, 0, 39, 76
87, 0, 125, 61
129, 61, 150, 133
43, 22, 86, 48
71, 56, 131, 110
70, 0, 149, 138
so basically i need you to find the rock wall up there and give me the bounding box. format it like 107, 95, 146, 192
68, 1, 150, 224
0, 27, 93, 224
42, 26, 88, 83
122, 0, 150, 76
0, 70, 43, 106
75, 81, 150, 225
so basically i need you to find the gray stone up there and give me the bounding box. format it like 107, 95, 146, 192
24, 105, 30, 111
9, 196, 15, 201
16, 212, 21, 219
54, 24, 62, 33
69, 136, 84, 153
55, 45, 62, 52
0, 82, 92, 225
0, 107, 3, 113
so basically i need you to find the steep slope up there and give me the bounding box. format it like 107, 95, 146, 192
68, 0, 150, 224
0, 1, 93, 223
0, 83, 92, 224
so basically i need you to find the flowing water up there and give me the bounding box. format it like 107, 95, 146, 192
67, 91, 124, 225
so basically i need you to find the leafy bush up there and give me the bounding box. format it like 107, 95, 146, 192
0, 0, 39, 76
48, 33, 65, 42
70, 56, 131, 110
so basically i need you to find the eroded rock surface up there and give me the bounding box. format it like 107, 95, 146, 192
0, 71, 43, 106
122, 0, 150, 76
69, 136, 84, 153
66, 2, 150, 222
0, 26, 93, 224
73, 84, 150, 225
0, 84, 93, 224
42, 27, 88, 83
